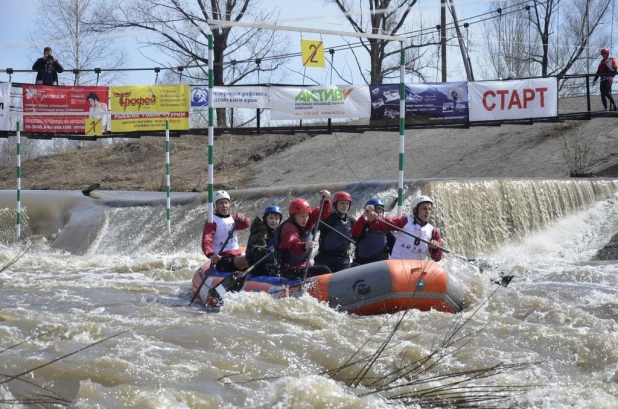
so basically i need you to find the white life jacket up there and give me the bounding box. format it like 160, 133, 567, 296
390, 217, 434, 260
212, 214, 239, 254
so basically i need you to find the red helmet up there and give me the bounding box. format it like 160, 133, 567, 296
289, 198, 312, 215
601, 48, 610, 56
333, 191, 352, 204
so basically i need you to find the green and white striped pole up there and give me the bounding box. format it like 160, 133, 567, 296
398, 42, 405, 216
165, 118, 171, 232
207, 34, 214, 223
16, 120, 21, 237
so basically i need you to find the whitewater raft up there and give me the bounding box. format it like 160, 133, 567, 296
191, 259, 466, 314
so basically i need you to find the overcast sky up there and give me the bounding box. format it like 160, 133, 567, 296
0, 0, 490, 86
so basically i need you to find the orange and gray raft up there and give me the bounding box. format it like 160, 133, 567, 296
191, 259, 466, 315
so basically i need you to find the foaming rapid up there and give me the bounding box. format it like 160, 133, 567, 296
0, 179, 617, 408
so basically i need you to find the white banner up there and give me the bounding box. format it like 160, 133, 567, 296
190, 86, 269, 108
468, 78, 557, 121
270, 85, 371, 120
0, 83, 10, 131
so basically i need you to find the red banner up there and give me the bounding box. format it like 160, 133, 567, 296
22, 85, 109, 133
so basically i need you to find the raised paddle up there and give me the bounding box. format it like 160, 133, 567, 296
207, 247, 275, 305
294, 198, 326, 295
189, 223, 237, 305
375, 217, 514, 287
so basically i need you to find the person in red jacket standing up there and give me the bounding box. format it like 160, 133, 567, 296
364, 195, 443, 262
202, 190, 250, 272
276, 190, 333, 280
593, 48, 618, 111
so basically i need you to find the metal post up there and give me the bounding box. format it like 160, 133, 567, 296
16, 120, 21, 237
165, 119, 171, 232
398, 43, 405, 216
586, 75, 592, 118
208, 34, 214, 223
441, 0, 447, 82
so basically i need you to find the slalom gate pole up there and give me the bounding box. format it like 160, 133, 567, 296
207, 34, 214, 224
165, 118, 171, 232
16, 120, 21, 238
398, 42, 405, 216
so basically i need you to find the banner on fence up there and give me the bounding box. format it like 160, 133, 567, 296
0, 83, 10, 131
110, 85, 189, 132
468, 78, 557, 121
22, 85, 109, 133
270, 85, 371, 120
370, 82, 469, 125
190, 86, 269, 108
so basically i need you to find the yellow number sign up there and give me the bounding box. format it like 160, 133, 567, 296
301, 40, 325, 68
85, 118, 102, 136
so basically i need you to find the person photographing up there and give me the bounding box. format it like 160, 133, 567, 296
32, 47, 64, 86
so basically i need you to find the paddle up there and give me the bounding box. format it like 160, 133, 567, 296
296, 198, 325, 294
189, 223, 237, 305
375, 217, 514, 287
319, 220, 356, 244
207, 247, 275, 305
374, 217, 470, 261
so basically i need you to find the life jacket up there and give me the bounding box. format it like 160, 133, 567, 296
318, 213, 353, 255
356, 229, 389, 260
274, 219, 312, 267
212, 214, 239, 254
245, 225, 276, 265
390, 218, 435, 260
598, 58, 618, 82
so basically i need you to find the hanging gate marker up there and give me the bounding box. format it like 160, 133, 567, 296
165, 118, 171, 233
16, 120, 21, 238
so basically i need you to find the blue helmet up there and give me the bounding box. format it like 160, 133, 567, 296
365, 197, 384, 209
263, 204, 283, 221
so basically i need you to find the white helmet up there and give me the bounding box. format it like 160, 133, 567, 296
214, 190, 231, 203
411, 195, 433, 215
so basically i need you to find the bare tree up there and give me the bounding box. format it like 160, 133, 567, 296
326, 0, 438, 84
30, 0, 126, 85
103, 0, 289, 126
481, 0, 611, 80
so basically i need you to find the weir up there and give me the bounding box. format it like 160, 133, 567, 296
0, 178, 616, 257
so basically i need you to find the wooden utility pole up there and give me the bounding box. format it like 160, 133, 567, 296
448, 0, 473, 80
441, 0, 447, 81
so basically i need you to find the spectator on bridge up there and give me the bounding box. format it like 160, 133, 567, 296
593, 48, 618, 112
32, 47, 64, 86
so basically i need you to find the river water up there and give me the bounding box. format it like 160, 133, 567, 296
1, 179, 617, 408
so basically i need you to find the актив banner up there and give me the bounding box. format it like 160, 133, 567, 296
22, 85, 109, 133
370, 82, 469, 125
270, 85, 371, 120
110, 85, 190, 132
468, 78, 557, 121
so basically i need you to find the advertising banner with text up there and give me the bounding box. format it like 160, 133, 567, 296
468, 78, 557, 121
110, 85, 190, 132
370, 82, 469, 125
190, 86, 268, 108
22, 85, 109, 133
270, 85, 371, 120
0, 83, 10, 131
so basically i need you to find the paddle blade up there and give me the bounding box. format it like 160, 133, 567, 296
207, 271, 246, 306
